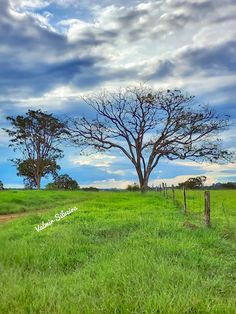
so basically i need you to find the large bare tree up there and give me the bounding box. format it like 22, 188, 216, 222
69, 86, 232, 192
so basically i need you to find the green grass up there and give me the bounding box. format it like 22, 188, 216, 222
172, 189, 236, 229
0, 190, 93, 214
0, 191, 236, 313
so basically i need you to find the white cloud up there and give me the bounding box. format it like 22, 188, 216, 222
150, 175, 215, 187
0, 129, 10, 147
161, 160, 236, 184
172, 160, 236, 173
69, 153, 118, 167
10, 0, 51, 10
84, 178, 133, 189
4, 183, 24, 189
69, 153, 136, 177
9, 86, 83, 111
105, 169, 126, 176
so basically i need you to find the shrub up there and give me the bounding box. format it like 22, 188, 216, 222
126, 183, 140, 191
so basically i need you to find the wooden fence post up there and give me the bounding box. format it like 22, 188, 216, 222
183, 187, 187, 214
204, 191, 211, 227
162, 182, 165, 196
165, 183, 168, 197
172, 185, 175, 202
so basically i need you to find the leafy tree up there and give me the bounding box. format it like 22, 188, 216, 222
18, 158, 60, 189
4, 110, 68, 189
178, 176, 207, 189
69, 85, 232, 192
46, 174, 79, 190
126, 183, 140, 191
0, 180, 4, 190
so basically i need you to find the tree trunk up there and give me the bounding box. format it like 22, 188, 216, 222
36, 176, 41, 190
139, 176, 149, 193
140, 181, 148, 193
136, 165, 150, 193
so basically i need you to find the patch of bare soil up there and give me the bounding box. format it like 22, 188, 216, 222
183, 221, 198, 229
0, 209, 46, 224
0, 212, 29, 224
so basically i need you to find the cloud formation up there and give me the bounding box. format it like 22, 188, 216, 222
1, 0, 235, 103
1, 0, 138, 100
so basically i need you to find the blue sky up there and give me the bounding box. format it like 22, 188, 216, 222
0, 0, 236, 188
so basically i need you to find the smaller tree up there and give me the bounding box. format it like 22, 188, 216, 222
178, 176, 207, 189
4, 110, 68, 189
126, 183, 140, 191
0, 180, 4, 190
46, 174, 79, 190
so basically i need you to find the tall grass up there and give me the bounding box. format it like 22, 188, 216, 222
0, 191, 235, 313
171, 189, 236, 229
0, 190, 92, 214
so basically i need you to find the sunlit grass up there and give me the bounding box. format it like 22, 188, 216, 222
0, 190, 92, 214
0, 191, 235, 313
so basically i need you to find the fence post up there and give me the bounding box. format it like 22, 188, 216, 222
162, 182, 165, 196
183, 187, 187, 214
165, 183, 168, 197
172, 185, 175, 202
204, 191, 211, 227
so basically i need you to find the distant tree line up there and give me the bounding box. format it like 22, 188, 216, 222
211, 182, 236, 189
81, 187, 99, 192
126, 178, 236, 191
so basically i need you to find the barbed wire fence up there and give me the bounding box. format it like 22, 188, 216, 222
157, 183, 235, 229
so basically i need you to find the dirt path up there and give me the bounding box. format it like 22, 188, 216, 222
0, 210, 46, 224
0, 212, 30, 224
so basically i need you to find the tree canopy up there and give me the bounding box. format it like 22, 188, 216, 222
46, 174, 79, 190
69, 85, 232, 192
178, 176, 207, 189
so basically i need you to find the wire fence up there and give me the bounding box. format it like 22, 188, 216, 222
158, 185, 236, 229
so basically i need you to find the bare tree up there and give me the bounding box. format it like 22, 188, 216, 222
69, 86, 232, 192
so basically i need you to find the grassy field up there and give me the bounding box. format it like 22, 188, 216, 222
172, 189, 236, 229
0, 190, 236, 313
0, 190, 95, 214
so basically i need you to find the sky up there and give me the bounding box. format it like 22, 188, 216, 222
0, 0, 236, 189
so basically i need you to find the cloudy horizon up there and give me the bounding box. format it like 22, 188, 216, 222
0, 0, 236, 188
